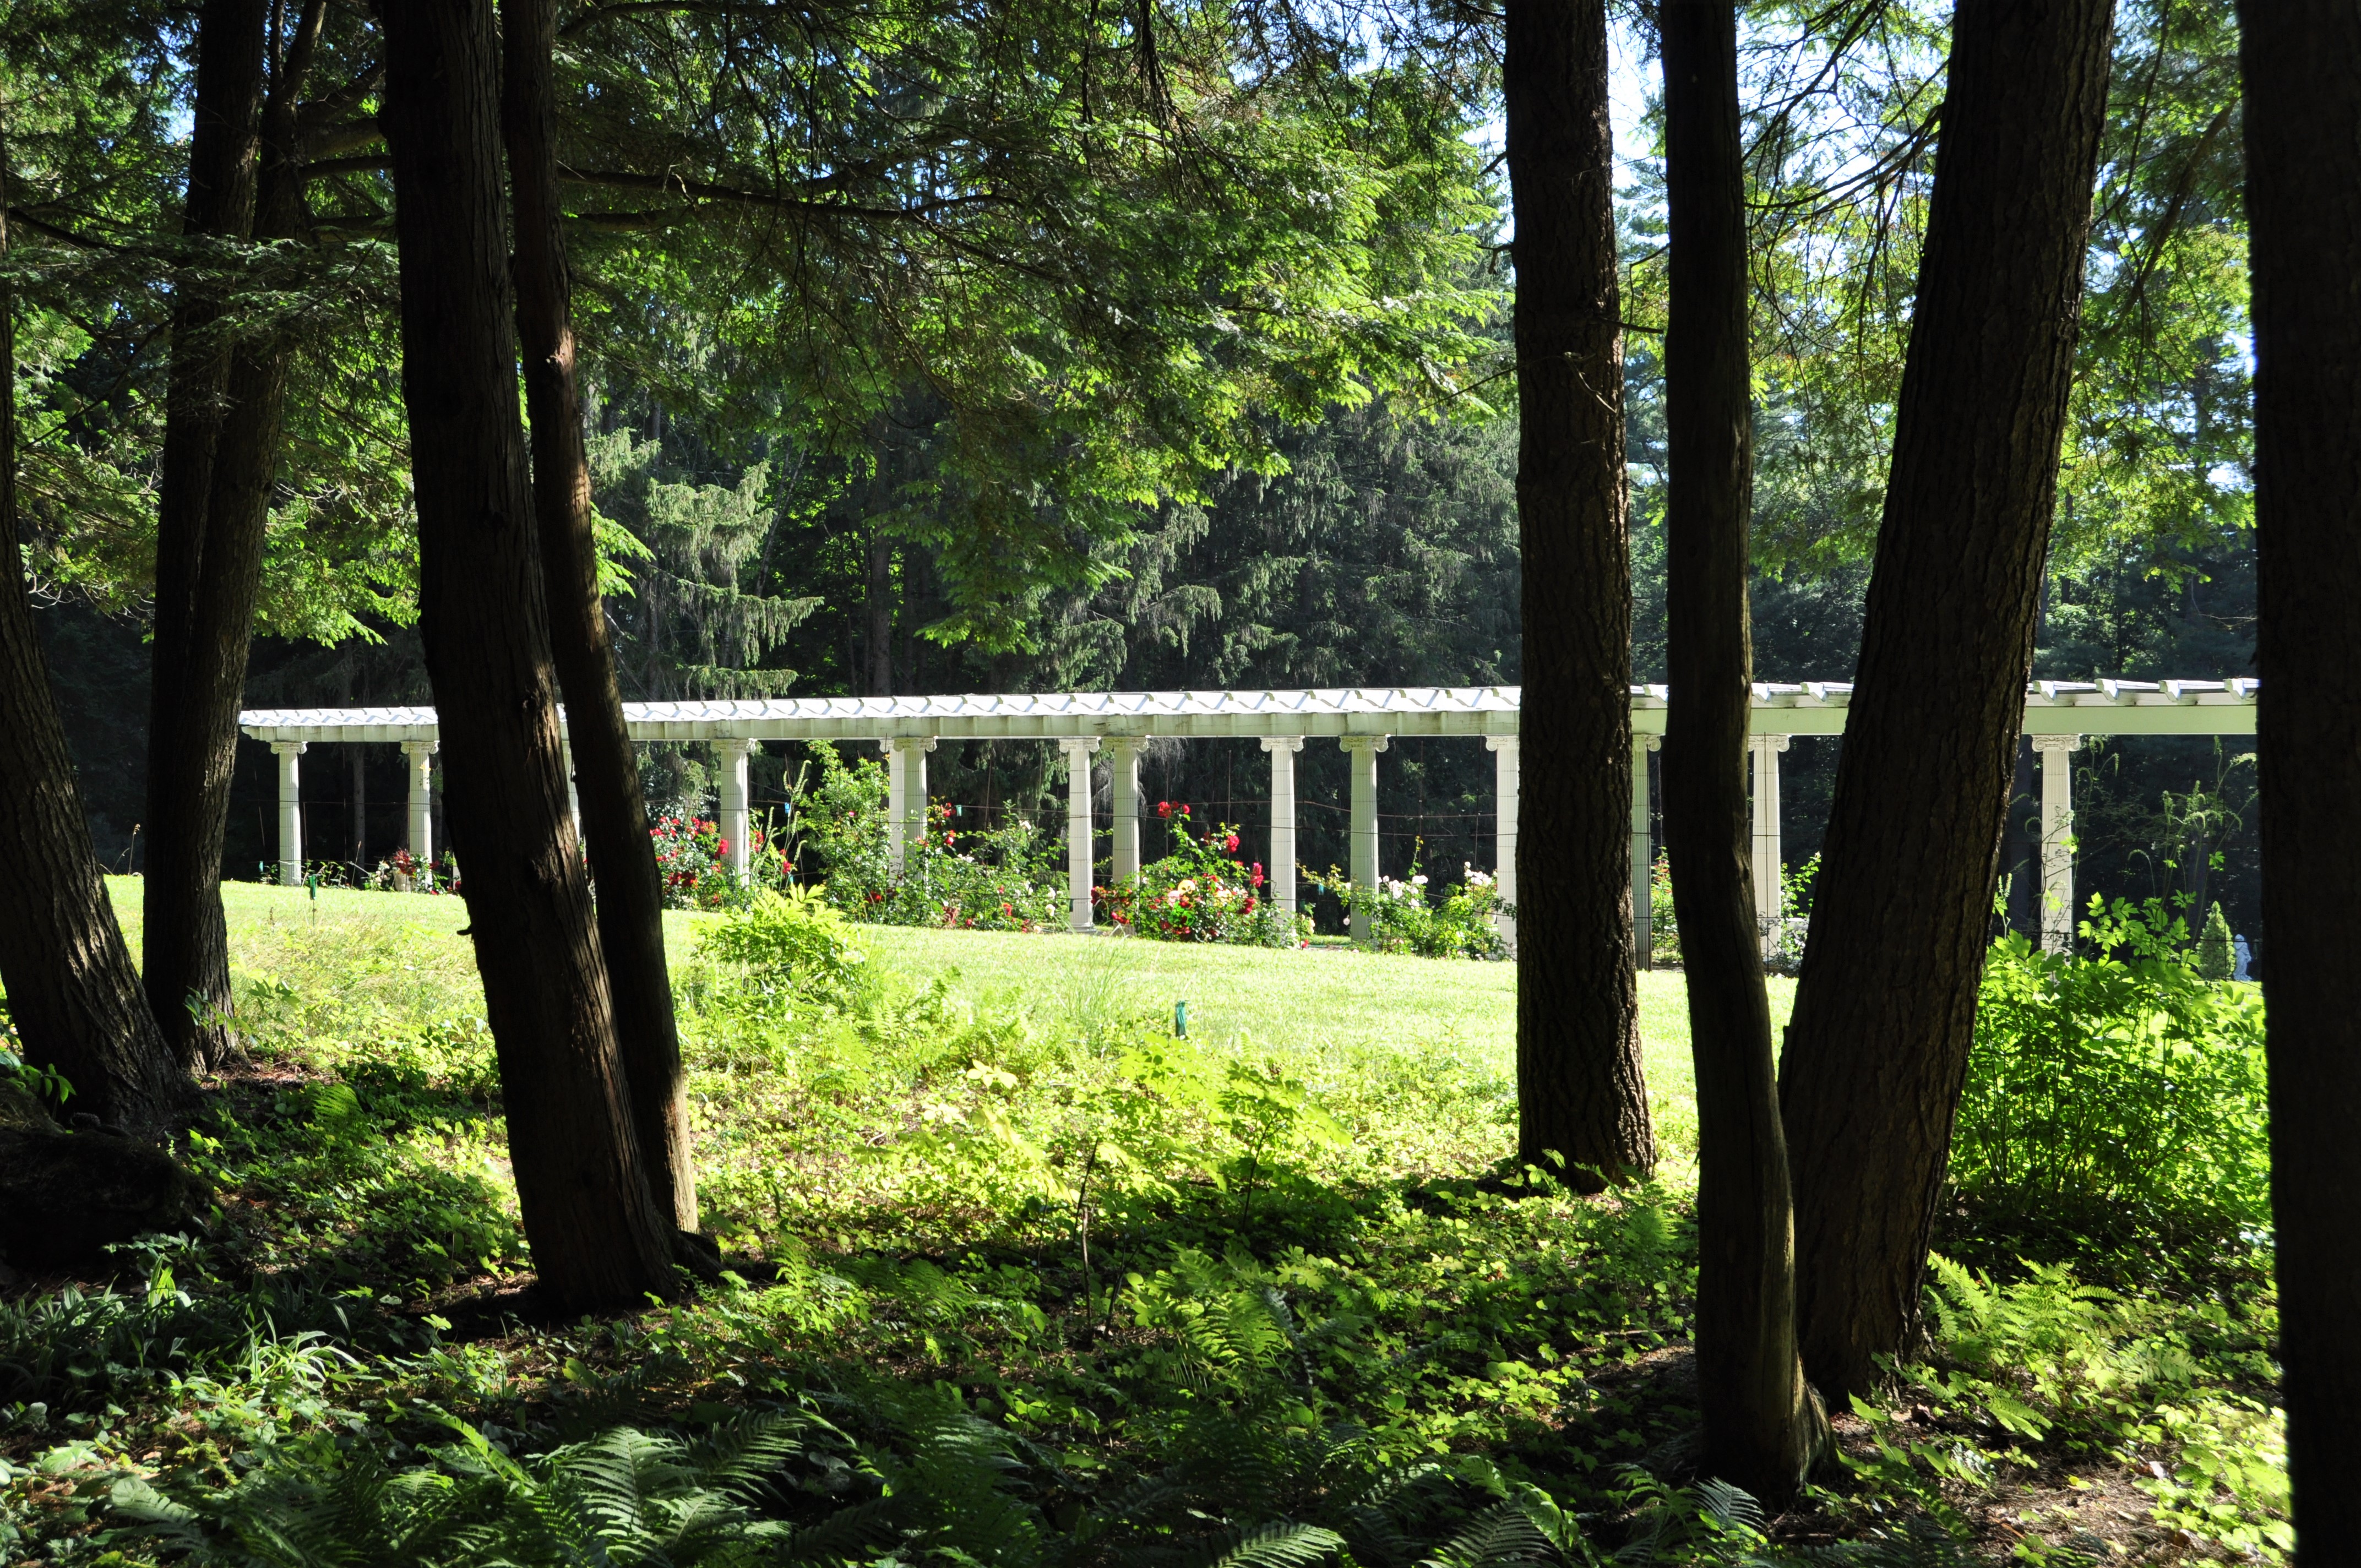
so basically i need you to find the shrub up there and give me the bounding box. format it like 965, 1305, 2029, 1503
1303, 850, 1506, 959
2195, 901, 2235, 981
1098, 803, 1303, 946
1949, 897, 2269, 1277
696, 887, 872, 1009
792, 744, 1065, 930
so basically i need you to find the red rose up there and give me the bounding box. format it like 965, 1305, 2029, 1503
1225, 833, 1239, 852
1157, 801, 1172, 819
1251, 862, 1265, 888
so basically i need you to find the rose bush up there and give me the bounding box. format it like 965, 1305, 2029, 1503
1098, 803, 1305, 946
652, 812, 790, 911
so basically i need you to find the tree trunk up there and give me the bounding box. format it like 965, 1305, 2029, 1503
144, 0, 268, 1070
150, 1, 329, 1072
1777, 0, 2114, 1398
0, 176, 189, 1135
1658, 0, 1826, 1501
1504, 0, 1653, 1189
380, 0, 681, 1311
503, 0, 700, 1233
2240, 3, 2361, 1557
865, 528, 894, 696
351, 745, 367, 866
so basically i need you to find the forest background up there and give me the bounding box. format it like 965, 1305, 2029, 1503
15, 0, 2250, 944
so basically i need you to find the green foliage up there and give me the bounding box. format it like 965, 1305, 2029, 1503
1951, 902, 2269, 1278
2, 888, 2289, 1566
697, 889, 875, 1014
1845, 1257, 2287, 1564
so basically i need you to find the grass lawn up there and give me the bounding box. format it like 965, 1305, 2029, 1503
101, 877, 1798, 1172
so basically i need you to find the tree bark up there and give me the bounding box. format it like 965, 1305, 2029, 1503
503, 0, 700, 1233
148, 0, 328, 1080
1658, 0, 1826, 1501
0, 172, 189, 1135
865, 528, 893, 696
2240, 3, 2361, 1558
380, 0, 681, 1311
144, 0, 268, 1070
1777, 0, 2114, 1398
1504, 0, 1653, 1189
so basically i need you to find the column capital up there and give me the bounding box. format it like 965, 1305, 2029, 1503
271, 739, 308, 757
885, 734, 937, 755
1057, 736, 1102, 756
399, 738, 438, 758
2030, 733, 2083, 754
1638, 735, 1663, 753
1102, 733, 1144, 753
1485, 734, 1519, 754
1258, 734, 1305, 754
1338, 734, 1390, 755
713, 736, 757, 757
1748, 733, 1791, 753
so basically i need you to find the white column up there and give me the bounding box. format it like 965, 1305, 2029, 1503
400, 740, 436, 874
1260, 736, 1304, 916
1631, 737, 1657, 966
1059, 737, 1100, 930
1106, 736, 1144, 884
1749, 734, 1791, 952
715, 738, 754, 878
2032, 734, 2082, 952
1487, 735, 1519, 954
885, 737, 935, 875
272, 741, 306, 886
883, 741, 909, 873
1340, 734, 1389, 943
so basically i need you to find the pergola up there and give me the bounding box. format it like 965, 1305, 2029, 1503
240, 677, 2257, 952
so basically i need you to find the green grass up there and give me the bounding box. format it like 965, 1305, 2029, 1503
100, 878, 1798, 1175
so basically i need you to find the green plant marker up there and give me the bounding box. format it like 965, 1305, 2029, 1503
1174, 999, 1188, 1037
307, 873, 318, 901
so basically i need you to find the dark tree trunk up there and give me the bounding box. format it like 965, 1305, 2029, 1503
865, 529, 893, 696
1658, 0, 1825, 1501
351, 745, 367, 865
1504, 0, 1653, 1188
1777, 0, 2114, 1398
0, 186, 189, 1135
2241, 3, 2361, 1556
503, 0, 700, 1233
150, 1, 328, 1072
144, 0, 268, 1070
380, 0, 681, 1311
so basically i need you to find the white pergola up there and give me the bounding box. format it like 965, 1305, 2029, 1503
240, 677, 2258, 952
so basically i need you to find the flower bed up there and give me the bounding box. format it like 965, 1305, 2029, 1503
1098, 803, 1305, 946
1304, 856, 1508, 959
651, 813, 790, 910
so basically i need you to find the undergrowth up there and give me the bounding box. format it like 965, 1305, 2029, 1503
0, 892, 2286, 1566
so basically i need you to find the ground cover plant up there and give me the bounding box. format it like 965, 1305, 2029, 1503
0, 882, 2282, 1566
